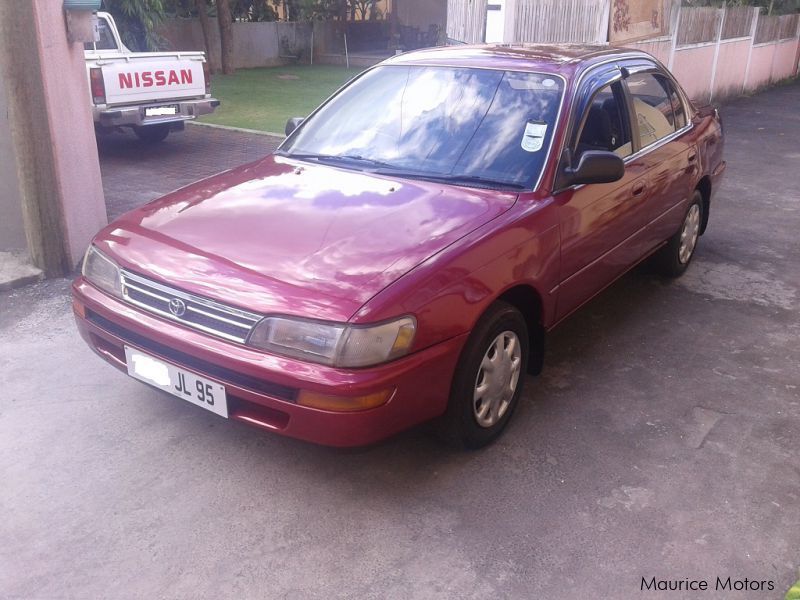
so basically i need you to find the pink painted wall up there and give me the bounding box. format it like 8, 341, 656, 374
32, 1, 107, 267
712, 39, 750, 99
671, 43, 716, 101
771, 38, 800, 81
628, 38, 672, 65
746, 43, 777, 90
616, 10, 800, 105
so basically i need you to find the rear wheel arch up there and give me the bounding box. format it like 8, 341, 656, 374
696, 175, 712, 234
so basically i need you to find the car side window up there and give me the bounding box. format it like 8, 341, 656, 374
575, 81, 633, 159
84, 18, 118, 52
626, 72, 678, 148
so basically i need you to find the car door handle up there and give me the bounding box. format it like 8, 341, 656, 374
632, 182, 647, 197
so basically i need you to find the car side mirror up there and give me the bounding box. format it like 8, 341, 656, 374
285, 117, 304, 137
563, 150, 625, 186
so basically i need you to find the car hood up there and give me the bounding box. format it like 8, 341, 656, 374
98, 155, 517, 322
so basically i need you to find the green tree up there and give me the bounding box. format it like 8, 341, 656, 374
268, 0, 347, 21
348, 0, 378, 20
217, 0, 235, 73
232, 0, 279, 21
296, 0, 345, 20
101, 0, 168, 50
194, 0, 216, 72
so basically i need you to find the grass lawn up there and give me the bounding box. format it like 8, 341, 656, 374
200, 65, 364, 134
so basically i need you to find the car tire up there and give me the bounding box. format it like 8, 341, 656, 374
134, 124, 171, 143
653, 190, 704, 278
437, 301, 529, 449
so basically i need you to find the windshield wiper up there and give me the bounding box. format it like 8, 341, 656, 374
277, 153, 526, 190
372, 170, 527, 191
278, 152, 394, 169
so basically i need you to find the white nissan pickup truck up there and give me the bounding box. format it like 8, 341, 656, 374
85, 12, 219, 143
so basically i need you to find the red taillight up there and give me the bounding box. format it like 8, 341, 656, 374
202, 61, 211, 95
90, 67, 106, 104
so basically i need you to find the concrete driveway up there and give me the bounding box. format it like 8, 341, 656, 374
2, 85, 799, 599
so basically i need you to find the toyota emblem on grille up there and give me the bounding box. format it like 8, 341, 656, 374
168, 298, 187, 317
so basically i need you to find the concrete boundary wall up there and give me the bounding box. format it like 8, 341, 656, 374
159, 19, 312, 70
0, 70, 26, 252
628, 3, 800, 102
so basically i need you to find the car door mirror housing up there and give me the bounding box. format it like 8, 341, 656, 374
564, 150, 625, 186
285, 117, 304, 137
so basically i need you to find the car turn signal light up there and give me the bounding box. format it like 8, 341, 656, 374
297, 388, 394, 412
72, 299, 86, 319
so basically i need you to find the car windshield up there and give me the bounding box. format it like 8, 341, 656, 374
278, 65, 564, 190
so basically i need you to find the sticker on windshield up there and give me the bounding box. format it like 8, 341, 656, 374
521, 121, 547, 152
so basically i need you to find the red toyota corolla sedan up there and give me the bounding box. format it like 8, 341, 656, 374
73, 44, 725, 448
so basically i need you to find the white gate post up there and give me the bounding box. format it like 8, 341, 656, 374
599, 0, 611, 44
709, 8, 725, 101
742, 6, 760, 93
503, 0, 518, 43
667, 0, 681, 71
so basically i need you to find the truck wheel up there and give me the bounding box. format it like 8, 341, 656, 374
653, 190, 703, 278
437, 301, 529, 449
134, 124, 171, 143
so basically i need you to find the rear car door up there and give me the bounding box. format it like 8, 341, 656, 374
622, 70, 696, 250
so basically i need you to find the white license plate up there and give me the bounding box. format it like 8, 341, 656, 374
145, 105, 178, 117
124, 346, 228, 418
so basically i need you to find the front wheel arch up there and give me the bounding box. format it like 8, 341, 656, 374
437, 300, 531, 448
496, 284, 546, 376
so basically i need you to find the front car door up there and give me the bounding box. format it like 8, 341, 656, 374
552, 61, 651, 322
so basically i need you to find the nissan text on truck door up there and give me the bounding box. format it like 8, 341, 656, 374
85, 12, 219, 143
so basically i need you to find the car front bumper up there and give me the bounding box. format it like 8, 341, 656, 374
72, 278, 466, 447
93, 97, 220, 128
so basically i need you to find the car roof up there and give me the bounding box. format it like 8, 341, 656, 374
383, 44, 653, 79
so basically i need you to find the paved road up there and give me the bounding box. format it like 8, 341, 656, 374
2, 85, 799, 599
99, 124, 280, 220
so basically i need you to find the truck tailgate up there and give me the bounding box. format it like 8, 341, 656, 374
100, 54, 206, 106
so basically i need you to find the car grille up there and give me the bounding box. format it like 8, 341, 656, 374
120, 270, 262, 344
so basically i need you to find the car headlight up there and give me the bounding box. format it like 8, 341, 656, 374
247, 315, 416, 368
82, 245, 122, 298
